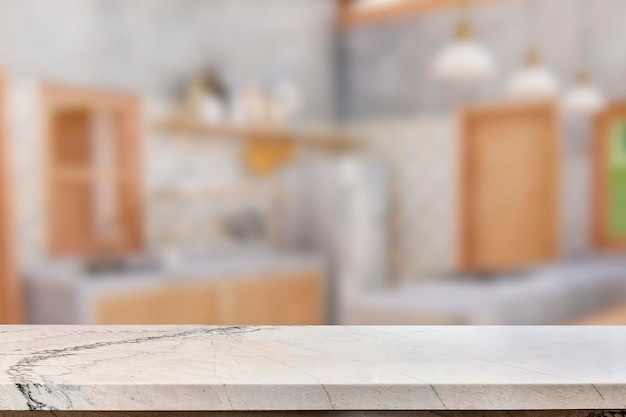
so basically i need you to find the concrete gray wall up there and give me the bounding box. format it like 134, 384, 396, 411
0, 0, 337, 121
343, 0, 626, 120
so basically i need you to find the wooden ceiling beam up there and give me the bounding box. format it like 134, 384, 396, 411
339, 0, 521, 27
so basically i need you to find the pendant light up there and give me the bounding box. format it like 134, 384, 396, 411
562, 0, 605, 115
562, 73, 605, 114
433, 1, 496, 85
507, 0, 559, 99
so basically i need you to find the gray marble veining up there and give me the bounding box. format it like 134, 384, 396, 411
1, 326, 626, 411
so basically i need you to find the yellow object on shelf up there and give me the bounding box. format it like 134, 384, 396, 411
244, 139, 295, 176
154, 117, 359, 175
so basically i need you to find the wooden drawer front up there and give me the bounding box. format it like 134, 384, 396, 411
225, 272, 323, 325
267, 273, 322, 325
95, 283, 221, 325
94, 271, 323, 325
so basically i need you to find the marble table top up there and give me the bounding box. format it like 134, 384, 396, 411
1, 326, 625, 411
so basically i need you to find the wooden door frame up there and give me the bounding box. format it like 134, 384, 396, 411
458, 100, 561, 271
0, 73, 22, 323
42, 83, 145, 256
593, 104, 626, 251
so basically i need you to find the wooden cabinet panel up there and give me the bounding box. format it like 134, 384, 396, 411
44, 84, 144, 257
225, 277, 275, 325
460, 102, 560, 272
94, 271, 323, 325
571, 303, 626, 325
0, 74, 20, 323
593, 104, 626, 250
49, 178, 97, 255
96, 288, 166, 324
50, 108, 93, 168
115, 179, 144, 252
224, 272, 322, 325
95, 284, 222, 325
267, 273, 323, 325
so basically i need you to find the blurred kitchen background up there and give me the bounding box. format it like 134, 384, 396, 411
1, 0, 626, 325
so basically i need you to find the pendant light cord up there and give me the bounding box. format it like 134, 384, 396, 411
579, 0, 590, 74
459, 0, 469, 24
527, 0, 538, 53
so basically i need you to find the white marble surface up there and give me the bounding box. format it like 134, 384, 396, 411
1, 326, 626, 411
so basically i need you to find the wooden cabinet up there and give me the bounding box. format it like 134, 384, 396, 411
0, 74, 20, 323
95, 270, 323, 325
43, 84, 144, 257
593, 104, 626, 250
225, 272, 322, 325
95, 283, 223, 325
459, 101, 560, 272
571, 303, 626, 325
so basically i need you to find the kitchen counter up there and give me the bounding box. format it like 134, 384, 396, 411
1, 326, 626, 411
341, 257, 626, 325
25, 251, 322, 289
23, 252, 323, 324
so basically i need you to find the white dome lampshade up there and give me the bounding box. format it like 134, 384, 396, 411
507, 49, 559, 99
562, 72, 605, 115
433, 21, 497, 84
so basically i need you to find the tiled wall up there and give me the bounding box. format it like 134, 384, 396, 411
351, 117, 458, 280
145, 105, 285, 254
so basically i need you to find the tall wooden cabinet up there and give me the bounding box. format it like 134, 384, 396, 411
594, 104, 626, 250
43, 85, 144, 257
459, 101, 560, 272
0, 75, 21, 323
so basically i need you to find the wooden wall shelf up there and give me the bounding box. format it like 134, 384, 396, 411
150, 185, 278, 201
155, 118, 359, 152
339, 0, 520, 27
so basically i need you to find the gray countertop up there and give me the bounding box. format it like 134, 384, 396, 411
25, 251, 322, 290
23, 251, 323, 324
